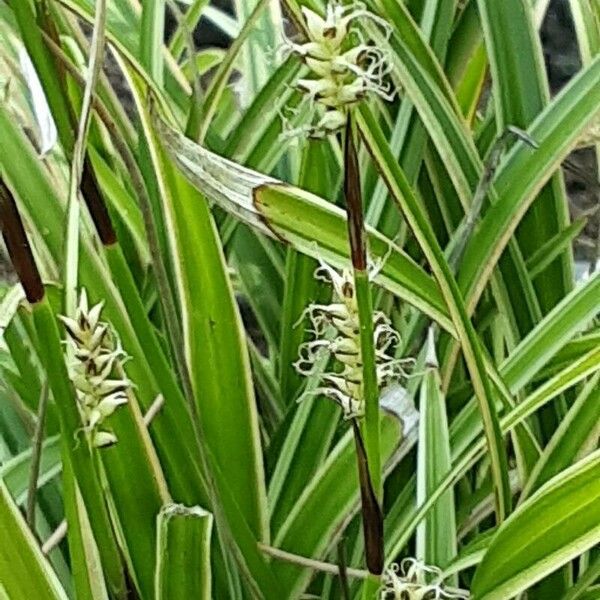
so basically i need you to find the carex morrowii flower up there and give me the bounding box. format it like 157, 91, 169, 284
294, 261, 412, 419
281, 2, 394, 138
380, 559, 470, 599
59, 290, 130, 448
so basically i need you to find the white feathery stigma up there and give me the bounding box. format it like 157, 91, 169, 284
380, 559, 470, 599
281, 2, 394, 138
294, 261, 412, 419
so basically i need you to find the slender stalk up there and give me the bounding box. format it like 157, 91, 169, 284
26, 380, 49, 530
63, 0, 107, 316
343, 114, 384, 588
343, 116, 382, 496
258, 544, 368, 579
337, 540, 351, 600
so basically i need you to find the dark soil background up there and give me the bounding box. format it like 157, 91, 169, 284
1, 0, 598, 280
543, 0, 599, 267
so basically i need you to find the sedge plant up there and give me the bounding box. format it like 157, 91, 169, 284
0, 0, 600, 599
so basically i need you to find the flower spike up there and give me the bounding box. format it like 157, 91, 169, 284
380, 558, 470, 599
281, 1, 395, 138
294, 260, 411, 419
59, 289, 131, 448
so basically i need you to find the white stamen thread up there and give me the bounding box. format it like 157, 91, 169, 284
59, 290, 130, 448
281, 2, 394, 139
294, 261, 412, 419
380, 558, 470, 599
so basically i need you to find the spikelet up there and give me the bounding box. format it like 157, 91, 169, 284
59, 290, 130, 448
294, 261, 412, 419
380, 559, 470, 599
281, 2, 394, 138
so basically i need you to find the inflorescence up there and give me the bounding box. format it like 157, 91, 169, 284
294, 261, 412, 419
281, 2, 394, 138
380, 559, 470, 599
60, 290, 130, 448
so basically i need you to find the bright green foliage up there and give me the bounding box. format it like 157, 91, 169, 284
0, 0, 598, 598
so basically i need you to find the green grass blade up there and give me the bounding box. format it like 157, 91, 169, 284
155, 504, 213, 600
471, 450, 600, 600
564, 554, 600, 600
459, 54, 600, 310
520, 372, 600, 500
154, 113, 453, 333
386, 342, 600, 561
137, 82, 269, 542
357, 105, 511, 521
451, 273, 600, 464
416, 330, 457, 576
500, 273, 600, 393
61, 456, 110, 600
477, 0, 572, 314
527, 218, 587, 280
0, 436, 61, 504
0, 479, 69, 600
140, 0, 165, 86
223, 58, 303, 162
168, 0, 210, 60
196, 0, 270, 142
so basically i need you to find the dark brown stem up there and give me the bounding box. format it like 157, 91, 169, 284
0, 179, 44, 303
351, 419, 384, 576
343, 117, 367, 271
81, 156, 118, 245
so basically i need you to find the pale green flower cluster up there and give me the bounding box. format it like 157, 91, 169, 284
295, 262, 410, 419
60, 290, 130, 448
282, 2, 394, 138
380, 559, 469, 599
